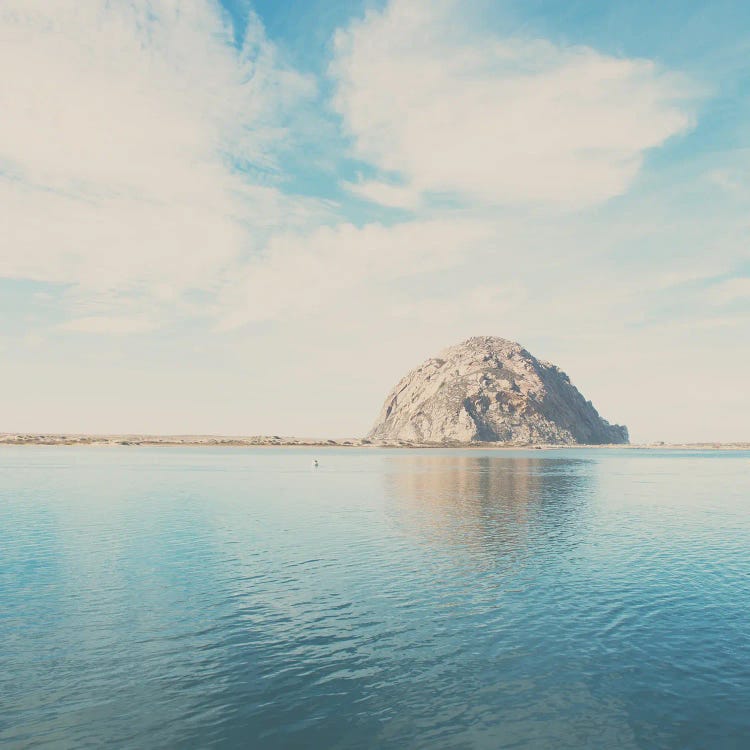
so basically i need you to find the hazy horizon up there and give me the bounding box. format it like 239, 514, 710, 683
2, 0, 748, 443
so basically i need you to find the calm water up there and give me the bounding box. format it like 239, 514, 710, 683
1, 448, 749, 749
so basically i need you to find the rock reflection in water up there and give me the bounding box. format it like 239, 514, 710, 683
382, 453, 592, 566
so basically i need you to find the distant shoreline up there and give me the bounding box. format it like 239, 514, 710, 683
1, 434, 747, 450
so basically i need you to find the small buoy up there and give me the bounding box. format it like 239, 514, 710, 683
312, 459, 319, 467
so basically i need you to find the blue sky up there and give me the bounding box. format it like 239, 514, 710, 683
1, 0, 748, 441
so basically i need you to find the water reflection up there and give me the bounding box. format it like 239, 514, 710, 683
382, 453, 593, 565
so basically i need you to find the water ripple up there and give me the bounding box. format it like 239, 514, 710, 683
1, 447, 749, 748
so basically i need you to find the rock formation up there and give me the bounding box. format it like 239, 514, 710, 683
368, 336, 628, 445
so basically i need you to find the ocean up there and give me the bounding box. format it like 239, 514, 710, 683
2, 447, 749, 748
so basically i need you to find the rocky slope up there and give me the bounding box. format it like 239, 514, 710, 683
368, 336, 628, 445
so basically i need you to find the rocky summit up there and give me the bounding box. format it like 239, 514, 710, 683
368, 336, 628, 445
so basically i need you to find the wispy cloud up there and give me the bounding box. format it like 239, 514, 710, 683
0, 0, 317, 326
331, 0, 696, 208
217, 219, 493, 328
342, 178, 421, 209
705, 277, 750, 305
60, 315, 156, 334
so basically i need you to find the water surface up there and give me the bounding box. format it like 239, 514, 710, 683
1, 447, 749, 748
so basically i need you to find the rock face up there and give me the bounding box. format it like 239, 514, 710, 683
368, 336, 628, 445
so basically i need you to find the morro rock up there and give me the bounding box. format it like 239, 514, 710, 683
368, 336, 628, 445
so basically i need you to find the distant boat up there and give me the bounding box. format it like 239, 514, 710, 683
312, 459, 319, 467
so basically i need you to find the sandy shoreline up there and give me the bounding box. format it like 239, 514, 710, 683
0, 433, 747, 450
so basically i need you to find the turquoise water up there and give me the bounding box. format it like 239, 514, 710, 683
1, 447, 749, 749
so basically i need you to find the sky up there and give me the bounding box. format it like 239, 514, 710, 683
1, 0, 748, 442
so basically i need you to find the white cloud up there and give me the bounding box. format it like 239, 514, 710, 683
705, 277, 750, 305
391, 282, 526, 323
342, 179, 421, 209
217, 218, 493, 327
0, 0, 318, 320
60, 315, 156, 334
708, 168, 749, 197
331, 0, 695, 208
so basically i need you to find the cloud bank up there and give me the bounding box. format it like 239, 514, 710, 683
0, 0, 316, 327
1, 0, 699, 331
331, 0, 695, 208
